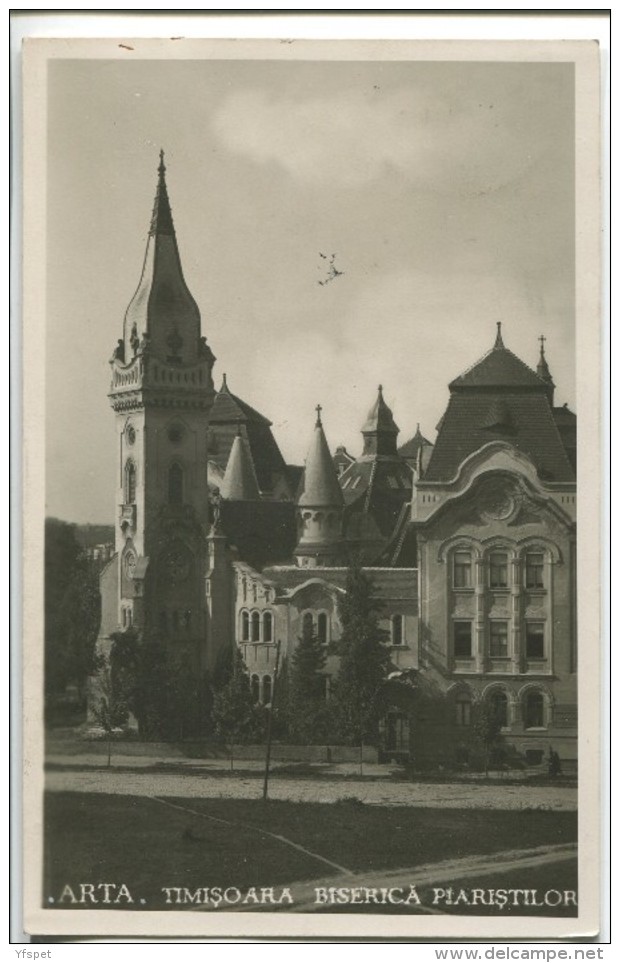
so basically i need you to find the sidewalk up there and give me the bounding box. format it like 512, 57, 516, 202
45, 764, 578, 810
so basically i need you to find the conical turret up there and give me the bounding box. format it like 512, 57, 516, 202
220, 425, 261, 501
295, 406, 344, 567
123, 152, 203, 366
361, 384, 399, 457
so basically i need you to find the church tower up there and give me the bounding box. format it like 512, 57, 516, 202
107, 153, 216, 664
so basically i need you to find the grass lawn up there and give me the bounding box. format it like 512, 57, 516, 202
44, 792, 577, 913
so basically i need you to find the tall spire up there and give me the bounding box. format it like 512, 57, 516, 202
122, 153, 202, 366
361, 384, 399, 457
536, 334, 555, 404
494, 322, 505, 350
149, 149, 174, 237
220, 424, 261, 501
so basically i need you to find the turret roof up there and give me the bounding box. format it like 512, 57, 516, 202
298, 407, 345, 508
220, 427, 261, 501
362, 385, 399, 435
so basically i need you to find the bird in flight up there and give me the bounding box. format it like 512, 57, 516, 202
318, 253, 344, 286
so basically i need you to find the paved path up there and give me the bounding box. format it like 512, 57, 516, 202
238, 843, 579, 913
45, 768, 577, 810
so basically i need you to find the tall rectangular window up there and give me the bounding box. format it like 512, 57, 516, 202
525, 553, 545, 589
453, 621, 472, 658
489, 552, 509, 588
526, 622, 545, 659
391, 615, 404, 646
489, 621, 509, 657
453, 551, 472, 588
455, 693, 472, 727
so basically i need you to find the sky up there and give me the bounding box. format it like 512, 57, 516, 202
46, 55, 575, 524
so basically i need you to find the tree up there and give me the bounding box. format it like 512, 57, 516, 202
472, 701, 503, 776
45, 517, 101, 701
331, 564, 391, 746
166, 653, 212, 741
212, 649, 265, 765
89, 659, 129, 767
109, 629, 170, 740
287, 625, 331, 744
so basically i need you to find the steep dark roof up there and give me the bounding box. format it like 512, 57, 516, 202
207, 377, 289, 494
398, 425, 432, 460
424, 392, 575, 482
450, 346, 545, 390
285, 465, 305, 499
425, 329, 575, 484
553, 404, 577, 472
209, 376, 272, 427
220, 501, 297, 570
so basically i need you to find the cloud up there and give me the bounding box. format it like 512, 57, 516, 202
211, 85, 553, 194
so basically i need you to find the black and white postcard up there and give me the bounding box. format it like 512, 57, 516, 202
20, 33, 602, 941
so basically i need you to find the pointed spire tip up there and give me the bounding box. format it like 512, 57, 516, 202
315, 403, 323, 427
494, 322, 505, 349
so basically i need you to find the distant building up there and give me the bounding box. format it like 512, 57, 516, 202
95, 157, 576, 765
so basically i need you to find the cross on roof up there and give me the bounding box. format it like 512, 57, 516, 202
315, 403, 323, 426
539, 334, 547, 352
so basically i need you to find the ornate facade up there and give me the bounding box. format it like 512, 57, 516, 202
96, 158, 577, 765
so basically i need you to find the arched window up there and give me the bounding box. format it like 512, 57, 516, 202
453, 550, 472, 588
240, 610, 250, 642
263, 611, 273, 643
391, 615, 404, 646
124, 460, 136, 504
251, 611, 260, 642
250, 674, 260, 704
489, 690, 508, 728
168, 463, 184, 505
455, 692, 472, 727
121, 608, 127, 628
524, 690, 545, 729
489, 551, 509, 589
317, 612, 328, 645
302, 612, 314, 639
525, 552, 545, 589
263, 675, 272, 706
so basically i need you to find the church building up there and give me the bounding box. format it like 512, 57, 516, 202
96, 157, 577, 767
